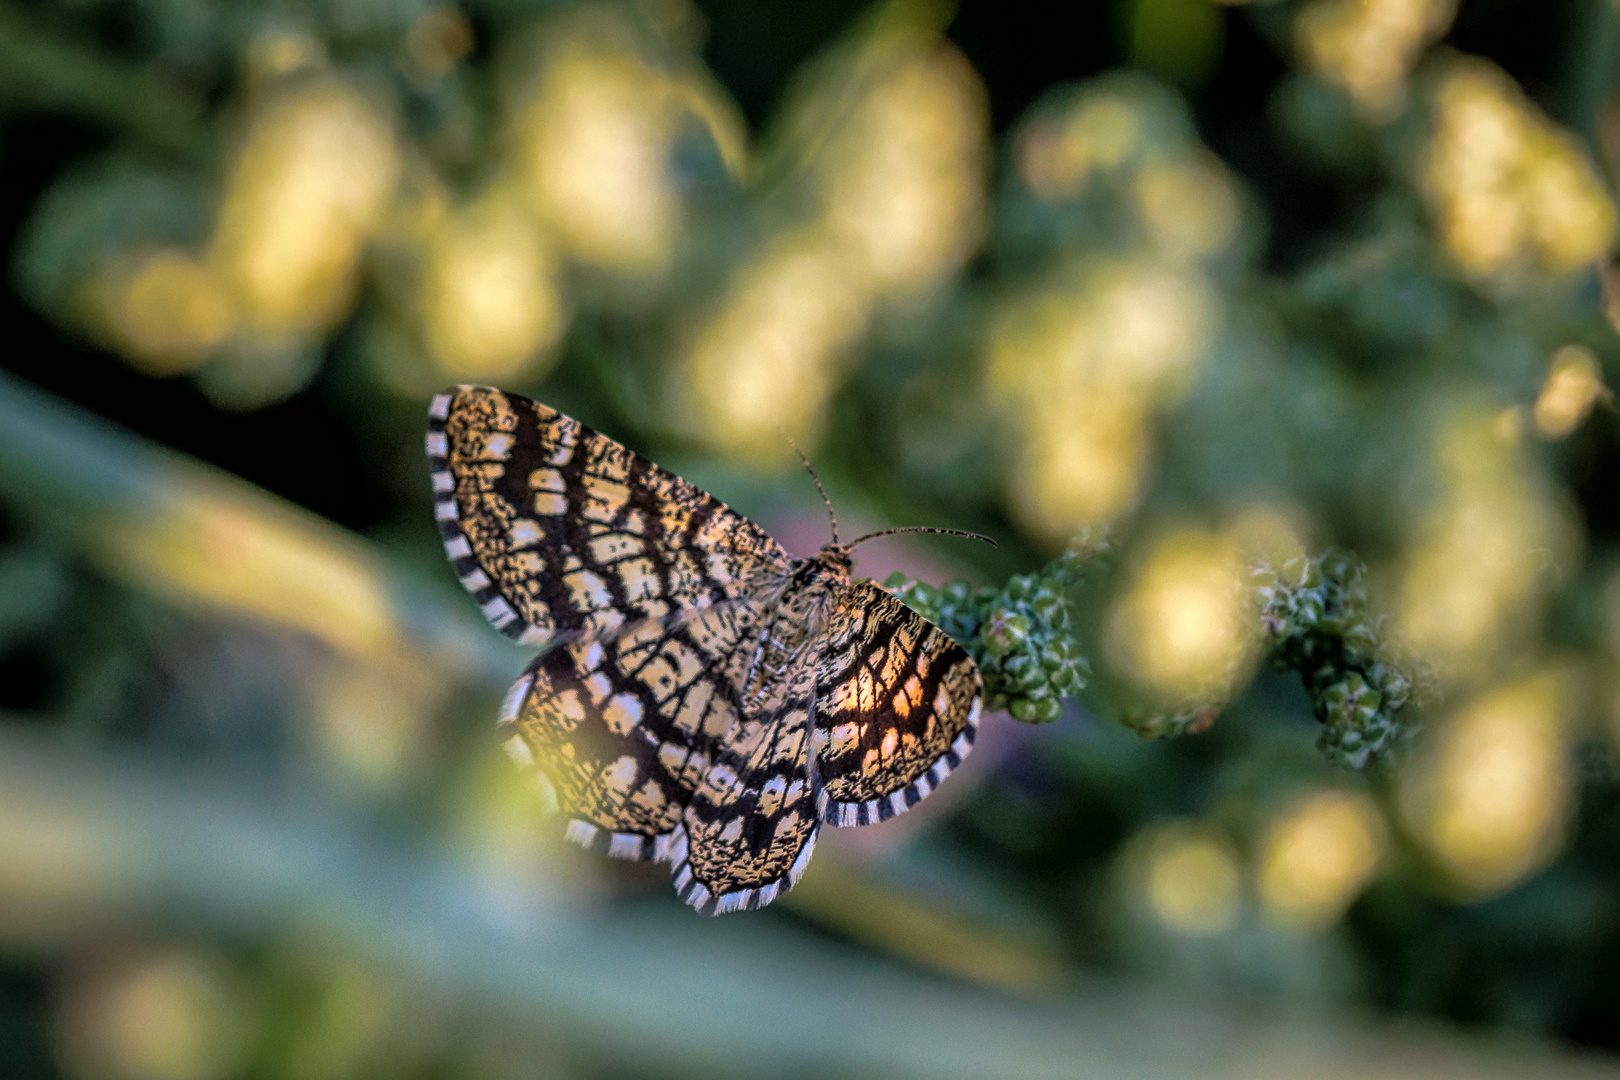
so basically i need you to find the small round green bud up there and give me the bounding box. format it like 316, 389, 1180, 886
1320, 549, 1357, 583
1030, 587, 1069, 625
1031, 697, 1063, 723
1022, 681, 1054, 702
1041, 639, 1080, 666
1343, 622, 1379, 657
1001, 653, 1043, 689
1003, 574, 1037, 601
982, 609, 1031, 658
1050, 664, 1087, 696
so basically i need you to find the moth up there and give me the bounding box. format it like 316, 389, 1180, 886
428, 385, 982, 914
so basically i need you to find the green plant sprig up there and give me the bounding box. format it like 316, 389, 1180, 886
1251, 549, 1421, 768
885, 539, 1421, 768
884, 528, 1112, 723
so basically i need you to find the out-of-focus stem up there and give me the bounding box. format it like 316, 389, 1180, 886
0, 369, 515, 687
1, 726, 1616, 1080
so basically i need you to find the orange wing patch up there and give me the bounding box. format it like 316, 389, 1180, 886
812, 582, 982, 827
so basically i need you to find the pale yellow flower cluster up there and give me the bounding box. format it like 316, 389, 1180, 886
1423, 59, 1616, 280
1397, 404, 1576, 682
1124, 788, 1387, 938
89, 5, 742, 401
94, 76, 400, 397
1296, 0, 1456, 121
989, 82, 1237, 543
681, 29, 989, 458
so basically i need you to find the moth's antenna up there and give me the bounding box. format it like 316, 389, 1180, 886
783, 433, 838, 546
846, 526, 998, 550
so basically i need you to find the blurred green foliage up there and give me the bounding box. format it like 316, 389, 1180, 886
8, 0, 1620, 1078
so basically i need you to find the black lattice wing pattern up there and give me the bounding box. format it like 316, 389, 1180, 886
428, 387, 987, 917
670, 660, 822, 915
427, 385, 791, 648
812, 581, 983, 827
498, 601, 769, 860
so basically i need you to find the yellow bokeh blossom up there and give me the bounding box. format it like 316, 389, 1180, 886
92, 249, 237, 376
1296, 0, 1456, 121
1423, 59, 1616, 279
1397, 404, 1577, 682
1400, 669, 1576, 895
989, 260, 1216, 540
1018, 91, 1142, 200
56, 950, 248, 1080
1533, 344, 1608, 439
1107, 526, 1256, 705
508, 7, 738, 277
1257, 789, 1386, 929
420, 193, 565, 381
210, 77, 401, 341
1137, 821, 1243, 937
683, 229, 870, 457
678, 31, 987, 459
818, 45, 988, 298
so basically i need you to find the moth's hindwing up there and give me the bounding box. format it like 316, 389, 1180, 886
498, 604, 764, 862
670, 678, 822, 916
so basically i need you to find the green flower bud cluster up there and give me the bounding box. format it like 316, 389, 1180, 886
1252, 549, 1417, 768
884, 531, 1111, 724
884, 534, 1412, 764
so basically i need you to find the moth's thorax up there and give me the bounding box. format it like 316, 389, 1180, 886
774, 552, 853, 636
